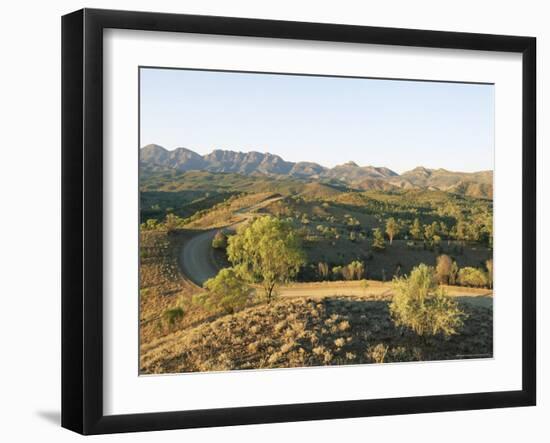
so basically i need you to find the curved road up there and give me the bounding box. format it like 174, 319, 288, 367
179, 195, 284, 286
179, 229, 220, 286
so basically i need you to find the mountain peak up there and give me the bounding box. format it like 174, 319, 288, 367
404, 166, 433, 177
140, 144, 169, 163
413, 166, 431, 172
141, 143, 167, 153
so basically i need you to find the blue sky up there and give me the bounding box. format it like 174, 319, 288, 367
140, 68, 494, 173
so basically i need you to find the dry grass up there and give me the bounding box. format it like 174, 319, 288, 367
184, 192, 276, 229
140, 295, 492, 374
140, 230, 213, 345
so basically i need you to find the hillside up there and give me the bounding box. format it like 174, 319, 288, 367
140, 144, 493, 198
140, 145, 400, 183
140, 295, 492, 374
396, 166, 493, 196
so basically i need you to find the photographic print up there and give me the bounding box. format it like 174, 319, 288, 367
138, 68, 494, 375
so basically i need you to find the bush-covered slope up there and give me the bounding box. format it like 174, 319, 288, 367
140, 296, 492, 374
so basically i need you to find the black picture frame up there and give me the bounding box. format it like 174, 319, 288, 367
62, 8, 536, 435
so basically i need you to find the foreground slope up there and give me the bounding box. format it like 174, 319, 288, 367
140, 295, 492, 374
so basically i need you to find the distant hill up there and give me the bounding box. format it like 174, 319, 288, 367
393, 167, 493, 198
140, 145, 493, 198
399, 166, 492, 188
203, 149, 294, 175
141, 144, 207, 171
140, 145, 398, 181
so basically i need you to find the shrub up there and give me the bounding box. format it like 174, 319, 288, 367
318, 262, 330, 280
458, 267, 488, 288
390, 264, 465, 337
211, 230, 228, 249
163, 307, 184, 326
341, 260, 365, 280
141, 218, 159, 231
195, 267, 253, 314
372, 228, 386, 251
164, 213, 184, 233
367, 343, 388, 363
334, 337, 346, 348
332, 266, 343, 279
338, 320, 351, 331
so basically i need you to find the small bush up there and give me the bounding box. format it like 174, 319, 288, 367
332, 266, 343, 279
334, 337, 346, 348
195, 267, 252, 314
312, 346, 326, 356
338, 320, 351, 331
372, 228, 386, 251
367, 343, 388, 363
212, 230, 228, 249
163, 307, 184, 326
390, 264, 465, 337
458, 267, 488, 288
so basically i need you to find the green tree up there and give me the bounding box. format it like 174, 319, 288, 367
410, 218, 422, 240
211, 230, 228, 249
227, 216, 306, 303
372, 228, 386, 251
196, 268, 252, 314
385, 217, 399, 245
390, 264, 465, 337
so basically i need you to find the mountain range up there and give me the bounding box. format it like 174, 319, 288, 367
140, 144, 493, 198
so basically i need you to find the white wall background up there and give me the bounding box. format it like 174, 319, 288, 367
0, 0, 546, 441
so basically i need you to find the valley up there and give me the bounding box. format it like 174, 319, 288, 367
139, 145, 494, 374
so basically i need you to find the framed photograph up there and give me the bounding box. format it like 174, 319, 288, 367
62, 8, 536, 435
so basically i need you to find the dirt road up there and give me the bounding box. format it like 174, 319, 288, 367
179, 195, 283, 286
277, 281, 493, 307
179, 229, 219, 286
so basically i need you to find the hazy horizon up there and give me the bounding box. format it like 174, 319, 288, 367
140, 68, 494, 174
